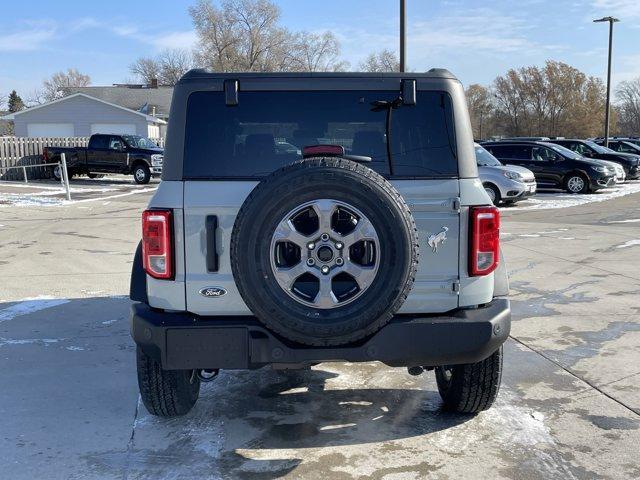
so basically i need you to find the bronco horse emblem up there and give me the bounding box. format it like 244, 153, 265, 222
427, 227, 449, 253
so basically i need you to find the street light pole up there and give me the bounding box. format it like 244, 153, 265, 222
594, 16, 620, 148
400, 0, 406, 72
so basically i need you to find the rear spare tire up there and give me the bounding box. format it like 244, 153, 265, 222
230, 157, 419, 346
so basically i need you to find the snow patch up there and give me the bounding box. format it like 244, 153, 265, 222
65, 346, 84, 351
509, 182, 640, 211
615, 239, 640, 249
0, 296, 69, 323
101, 319, 119, 325
609, 218, 640, 224
0, 337, 62, 347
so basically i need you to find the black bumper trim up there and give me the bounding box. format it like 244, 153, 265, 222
131, 299, 511, 370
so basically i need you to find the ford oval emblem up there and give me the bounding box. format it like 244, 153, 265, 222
199, 287, 227, 298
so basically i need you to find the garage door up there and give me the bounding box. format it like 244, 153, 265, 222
27, 123, 74, 137
90, 124, 136, 135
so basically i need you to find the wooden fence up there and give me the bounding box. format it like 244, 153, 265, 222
0, 136, 165, 180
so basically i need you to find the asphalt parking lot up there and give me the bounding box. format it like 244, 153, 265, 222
1, 179, 639, 479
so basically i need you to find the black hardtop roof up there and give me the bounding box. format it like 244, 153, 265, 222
179, 68, 458, 83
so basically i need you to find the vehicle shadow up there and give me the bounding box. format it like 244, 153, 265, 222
128, 367, 474, 479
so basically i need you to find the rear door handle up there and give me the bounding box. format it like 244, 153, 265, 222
206, 216, 219, 272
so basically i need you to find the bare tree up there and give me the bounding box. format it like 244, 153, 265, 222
465, 84, 494, 140
42, 69, 91, 102
0, 92, 7, 111
130, 57, 161, 85
158, 49, 194, 84
616, 77, 640, 135
488, 61, 606, 138
289, 32, 349, 72
130, 49, 194, 86
190, 0, 290, 72
359, 49, 400, 72
188, 0, 347, 72
493, 70, 528, 136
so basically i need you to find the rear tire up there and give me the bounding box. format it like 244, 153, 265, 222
133, 164, 151, 184
435, 346, 503, 413
52, 165, 62, 181
136, 346, 200, 417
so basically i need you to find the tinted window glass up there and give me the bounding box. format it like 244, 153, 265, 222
89, 135, 109, 149
532, 146, 561, 162
109, 137, 125, 150
485, 144, 531, 160
475, 145, 502, 166
619, 142, 640, 153
183, 90, 458, 178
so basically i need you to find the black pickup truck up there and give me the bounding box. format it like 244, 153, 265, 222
43, 134, 164, 184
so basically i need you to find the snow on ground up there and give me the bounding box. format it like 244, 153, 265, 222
0, 296, 70, 323
615, 239, 640, 249
506, 181, 640, 211
0, 179, 157, 207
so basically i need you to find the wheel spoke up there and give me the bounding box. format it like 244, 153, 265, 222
311, 199, 336, 233
340, 217, 377, 248
313, 274, 338, 308
274, 261, 308, 289
273, 219, 308, 248
341, 261, 378, 289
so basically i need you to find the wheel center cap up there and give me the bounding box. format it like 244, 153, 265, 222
317, 246, 334, 262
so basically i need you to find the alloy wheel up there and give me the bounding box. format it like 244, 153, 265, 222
270, 199, 380, 309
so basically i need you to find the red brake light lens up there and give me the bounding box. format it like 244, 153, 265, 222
302, 144, 345, 157
469, 206, 500, 276
142, 210, 174, 280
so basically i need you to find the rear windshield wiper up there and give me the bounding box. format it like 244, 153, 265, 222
371, 97, 404, 176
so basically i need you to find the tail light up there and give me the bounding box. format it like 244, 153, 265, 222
142, 210, 174, 279
469, 206, 500, 276
43, 148, 48, 161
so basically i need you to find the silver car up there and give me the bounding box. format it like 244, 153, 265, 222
475, 143, 537, 205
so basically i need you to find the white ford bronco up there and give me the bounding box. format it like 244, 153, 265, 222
130, 70, 511, 417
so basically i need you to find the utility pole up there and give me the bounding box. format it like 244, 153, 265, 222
400, 0, 406, 72
594, 16, 620, 148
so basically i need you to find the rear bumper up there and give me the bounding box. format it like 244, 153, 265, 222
502, 180, 537, 201
131, 299, 511, 370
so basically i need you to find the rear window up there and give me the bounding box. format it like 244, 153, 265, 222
89, 135, 109, 149
485, 144, 532, 160
183, 90, 458, 178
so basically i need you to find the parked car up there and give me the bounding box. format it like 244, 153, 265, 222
482, 140, 616, 193
475, 143, 537, 205
594, 138, 640, 158
547, 139, 637, 180
592, 136, 640, 148
43, 134, 163, 184
130, 70, 511, 417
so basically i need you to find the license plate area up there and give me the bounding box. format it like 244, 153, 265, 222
166, 328, 248, 369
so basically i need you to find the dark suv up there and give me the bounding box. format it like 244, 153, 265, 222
594, 139, 640, 158
482, 141, 616, 193
547, 139, 640, 180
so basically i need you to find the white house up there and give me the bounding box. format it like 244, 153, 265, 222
1, 93, 166, 138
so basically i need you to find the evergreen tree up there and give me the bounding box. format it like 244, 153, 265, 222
7, 90, 24, 113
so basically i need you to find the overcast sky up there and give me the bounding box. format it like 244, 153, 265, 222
1, 0, 639, 98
